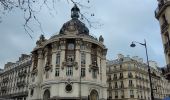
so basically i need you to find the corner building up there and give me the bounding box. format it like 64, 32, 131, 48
155, 0, 170, 80
106, 54, 170, 100
28, 4, 108, 100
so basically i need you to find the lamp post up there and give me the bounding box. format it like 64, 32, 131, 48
130, 39, 154, 100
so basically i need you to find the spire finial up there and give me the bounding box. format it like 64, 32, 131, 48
71, 4, 80, 19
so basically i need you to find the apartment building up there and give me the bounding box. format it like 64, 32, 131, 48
107, 54, 170, 100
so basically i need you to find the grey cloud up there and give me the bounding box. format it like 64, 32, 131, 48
0, 0, 166, 68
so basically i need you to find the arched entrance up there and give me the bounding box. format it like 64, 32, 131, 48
90, 90, 98, 100
43, 89, 50, 100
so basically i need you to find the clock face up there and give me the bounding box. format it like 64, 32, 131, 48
68, 43, 75, 50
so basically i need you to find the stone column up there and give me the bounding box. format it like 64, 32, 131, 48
60, 39, 66, 78
35, 49, 44, 99
75, 39, 80, 78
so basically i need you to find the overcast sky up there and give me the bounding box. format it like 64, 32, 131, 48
0, 0, 166, 68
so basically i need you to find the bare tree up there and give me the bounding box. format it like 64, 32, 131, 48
0, 0, 101, 38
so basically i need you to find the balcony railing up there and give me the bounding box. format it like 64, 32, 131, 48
119, 75, 123, 79
129, 84, 134, 88
3, 77, 9, 83
17, 81, 26, 87
164, 41, 170, 53
18, 71, 27, 77
128, 74, 133, 78
1, 86, 7, 91
155, 0, 170, 18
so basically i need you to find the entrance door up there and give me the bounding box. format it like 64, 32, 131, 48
90, 90, 98, 100
43, 89, 50, 100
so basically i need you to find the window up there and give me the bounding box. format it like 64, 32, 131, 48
128, 64, 131, 70
66, 66, 73, 76
114, 66, 116, 69
55, 68, 60, 77
91, 44, 97, 65
30, 89, 34, 96
92, 69, 97, 78
114, 74, 117, 79
128, 72, 133, 78
56, 53, 60, 65
115, 82, 118, 88
119, 73, 123, 79
115, 91, 118, 98
120, 81, 124, 88
129, 80, 133, 87
130, 90, 134, 98
121, 90, 124, 98
81, 53, 86, 65
120, 65, 122, 69
81, 68, 85, 77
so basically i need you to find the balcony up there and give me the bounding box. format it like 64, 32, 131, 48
1, 86, 7, 91
18, 70, 27, 77
119, 75, 123, 79
155, 0, 170, 19
3, 77, 9, 83
17, 81, 26, 87
128, 74, 133, 78
164, 41, 170, 53
113, 77, 117, 80
129, 84, 134, 88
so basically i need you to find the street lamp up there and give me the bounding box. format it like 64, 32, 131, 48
130, 39, 154, 100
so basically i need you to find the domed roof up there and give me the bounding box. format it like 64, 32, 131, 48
59, 4, 89, 35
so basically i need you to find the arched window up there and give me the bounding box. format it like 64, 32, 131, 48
90, 90, 98, 100
43, 89, 50, 100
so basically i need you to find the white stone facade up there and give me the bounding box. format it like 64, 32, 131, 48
28, 4, 107, 100
106, 54, 170, 100
0, 54, 31, 100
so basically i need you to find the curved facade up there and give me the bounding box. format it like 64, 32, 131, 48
28, 4, 107, 100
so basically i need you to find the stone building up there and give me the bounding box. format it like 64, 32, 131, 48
155, 0, 170, 80
28, 4, 107, 100
0, 54, 31, 100
106, 54, 170, 100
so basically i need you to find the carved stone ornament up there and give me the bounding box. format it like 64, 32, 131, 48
76, 39, 81, 46
86, 43, 91, 49
60, 39, 66, 46
45, 62, 52, 71
51, 42, 57, 49
36, 35, 46, 46
74, 62, 78, 70
62, 61, 67, 70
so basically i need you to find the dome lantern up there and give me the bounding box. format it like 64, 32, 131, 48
71, 4, 80, 19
